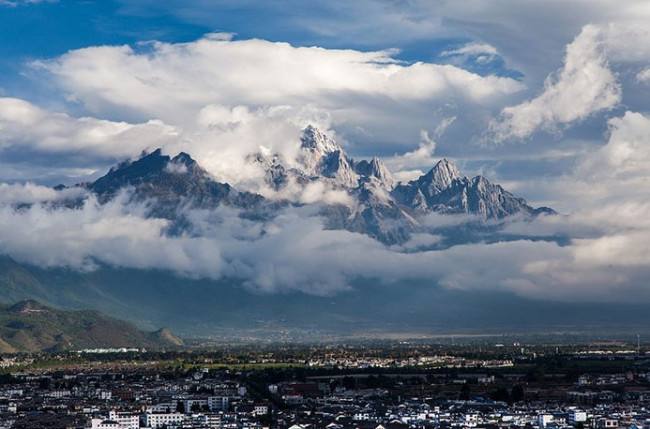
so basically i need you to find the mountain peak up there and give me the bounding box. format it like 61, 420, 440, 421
355, 157, 395, 189
419, 158, 462, 192
300, 125, 341, 154
171, 152, 197, 166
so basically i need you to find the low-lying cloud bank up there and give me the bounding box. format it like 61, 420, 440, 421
1, 179, 649, 304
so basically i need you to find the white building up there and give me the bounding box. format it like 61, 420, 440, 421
89, 419, 120, 429
143, 412, 184, 429
183, 398, 209, 413
108, 411, 140, 429
97, 390, 113, 400
538, 414, 554, 428
253, 404, 269, 416
208, 396, 230, 411
568, 410, 588, 424
47, 389, 71, 398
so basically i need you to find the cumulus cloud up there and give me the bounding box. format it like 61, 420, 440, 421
383, 132, 437, 183
488, 22, 650, 142
31, 34, 523, 156
0, 192, 224, 276
383, 116, 457, 182
489, 25, 621, 141
184, 103, 334, 189
578, 111, 650, 182
0, 97, 179, 160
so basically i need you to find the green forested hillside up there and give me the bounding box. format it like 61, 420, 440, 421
0, 299, 182, 353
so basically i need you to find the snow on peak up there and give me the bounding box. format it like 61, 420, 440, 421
300, 125, 342, 154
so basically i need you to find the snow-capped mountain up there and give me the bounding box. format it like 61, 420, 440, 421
61, 126, 553, 244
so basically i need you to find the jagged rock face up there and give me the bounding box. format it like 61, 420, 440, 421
392, 159, 461, 209
345, 179, 416, 243
319, 150, 359, 188
392, 158, 545, 220
424, 176, 533, 218
355, 157, 395, 189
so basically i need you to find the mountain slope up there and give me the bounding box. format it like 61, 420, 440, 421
0, 299, 183, 352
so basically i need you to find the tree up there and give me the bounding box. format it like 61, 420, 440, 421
511, 385, 525, 403
342, 376, 355, 390
490, 387, 509, 403
460, 383, 471, 401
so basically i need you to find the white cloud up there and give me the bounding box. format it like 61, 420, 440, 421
0, 97, 179, 159
0, 193, 224, 277
441, 42, 498, 57
637, 68, 650, 84
489, 25, 621, 141
3, 190, 650, 302
0, 182, 86, 204
0, 0, 55, 6
440, 42, 500, 66
488, 21, 650, 142
579, 112, 650, 180
384, 130, 438, 179
36, 35, 523, 132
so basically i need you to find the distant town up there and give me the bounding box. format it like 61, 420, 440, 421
2, 341, 650, 429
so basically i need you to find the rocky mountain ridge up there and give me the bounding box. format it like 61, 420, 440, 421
58, 126, 553, 244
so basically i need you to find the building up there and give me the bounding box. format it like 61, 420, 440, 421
88, 419, 120, 429
538, 414, 554, 428
142, 412, 184, 429
107, 411, 140, 429
208, 396, 230, 412
568, 410, 587, 424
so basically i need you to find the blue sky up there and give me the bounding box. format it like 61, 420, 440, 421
0, 0, 519, 98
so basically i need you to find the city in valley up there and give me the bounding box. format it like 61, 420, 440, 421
2, 340, 650, 429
